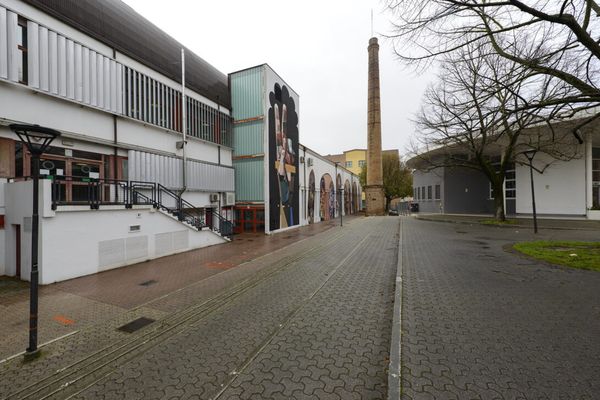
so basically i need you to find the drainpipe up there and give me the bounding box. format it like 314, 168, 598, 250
112, 49, 119, 198
180, 48, 187, 197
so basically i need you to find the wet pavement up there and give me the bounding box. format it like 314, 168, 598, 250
399, 217, 600, 399
0, 218, 344, 361
0, 216, 399, 399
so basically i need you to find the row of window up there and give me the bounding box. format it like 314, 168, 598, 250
489, 162, 516, 200
413, 185, 441, 201
1, 8, 232, 148
122, 67, 231, 147
344, 160, 366, 169
592, 151, 600, 208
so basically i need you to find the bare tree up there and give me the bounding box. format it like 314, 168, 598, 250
387, 0, 600, 136
412, 41, 583, 220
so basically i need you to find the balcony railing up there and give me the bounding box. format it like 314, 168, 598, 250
13, 175, 234, 239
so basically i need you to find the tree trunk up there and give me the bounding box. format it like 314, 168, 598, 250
492, 185, 506, 221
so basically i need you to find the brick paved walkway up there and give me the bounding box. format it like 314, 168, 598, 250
0, 216, 400, 399
0, 218, 343, 361
400, 217, 600, 399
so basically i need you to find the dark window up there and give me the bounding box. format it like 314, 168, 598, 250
435, 184, 440, 200
15, 142, 23, 177
427, 186, 432, 200
17, 16, 28, 84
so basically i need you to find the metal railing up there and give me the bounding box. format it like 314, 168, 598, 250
15, 175, 234, 238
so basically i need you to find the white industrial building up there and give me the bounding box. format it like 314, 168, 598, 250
409, 116, 600, 219
0, 0, 235, 283
0, 1, 362, 284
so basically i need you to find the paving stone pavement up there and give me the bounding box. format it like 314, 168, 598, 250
0, 217, 342, 361
0, 216, 400, 400
400, 217, 600, 400
73, 217, 399, 400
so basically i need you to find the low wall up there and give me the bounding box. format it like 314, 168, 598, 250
3, 180, 227, 284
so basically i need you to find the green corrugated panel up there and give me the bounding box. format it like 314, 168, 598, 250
234, 119, 264, 156
234, 157, 264, 201
230, 66, 263, 120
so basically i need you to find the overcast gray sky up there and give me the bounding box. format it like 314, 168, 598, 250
122, 0, 433, 157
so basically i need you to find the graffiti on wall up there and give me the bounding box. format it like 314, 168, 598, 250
268, 83, 299, 231
308, 170, 315, 224
319, 174, 336, 220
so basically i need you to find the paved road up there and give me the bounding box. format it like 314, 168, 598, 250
3, 216, 599, 400
1, 217, 399, 400
400, 217, 600, 400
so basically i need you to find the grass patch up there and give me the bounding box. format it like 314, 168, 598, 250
513, 241, 600, 271
480, 219, 518, 226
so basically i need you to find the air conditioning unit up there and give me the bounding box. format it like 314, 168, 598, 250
209, 193, 219, 202
300, 156, 305, 164
307, 157, 313, 166
225, 192, 235, 206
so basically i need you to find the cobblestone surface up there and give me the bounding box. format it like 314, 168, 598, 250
0, 218, 342, 361
73, 217, 399, 400
400, 217, 600, 400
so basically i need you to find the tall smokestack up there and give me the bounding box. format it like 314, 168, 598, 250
365, 37, 385, 215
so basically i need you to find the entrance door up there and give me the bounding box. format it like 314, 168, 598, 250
15, 225, 21, 279
233, 208, 265, 234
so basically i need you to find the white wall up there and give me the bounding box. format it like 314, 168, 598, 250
516, 154, 586, 215
41, 206, 225, 283
0, 83, 114, 142
300, 146, 361, 226
3, 180, 226, 284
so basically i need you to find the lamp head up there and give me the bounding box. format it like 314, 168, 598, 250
9, 124, 61, 156
523, 149, 537, 162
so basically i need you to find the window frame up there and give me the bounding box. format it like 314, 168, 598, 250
17, 16, 28, 85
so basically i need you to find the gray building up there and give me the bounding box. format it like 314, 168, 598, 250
411, 163, 516, 215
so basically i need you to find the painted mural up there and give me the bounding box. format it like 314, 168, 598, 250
308, 170, 315, 224
344, 180, 351, 215
319, 174, 335, 221
336, 174, 342, 216
268, 82, 299, 231
352, 182, 359, 212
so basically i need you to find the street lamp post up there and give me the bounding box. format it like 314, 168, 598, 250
523, 149, 538, 234
10, 124, 61, 358
339, 188, 343, 227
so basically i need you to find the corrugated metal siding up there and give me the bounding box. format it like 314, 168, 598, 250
128, 150, 234, 192
22, 0, 230, 107
233, 119, 264, 157
230, 66, 263, 120
234, 157, 264, 202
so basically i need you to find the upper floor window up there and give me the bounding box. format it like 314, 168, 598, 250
17, 16, 27, 84
345, 161, 353, 168
358, 160, 366, 168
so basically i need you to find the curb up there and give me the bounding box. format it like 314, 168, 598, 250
414, 216, 599, 231
388, 218, 403, 399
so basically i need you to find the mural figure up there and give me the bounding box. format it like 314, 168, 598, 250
320, 174, 333, 221
344, 180, 351, 215
308, 170, 315, 224
352, 182, 358, 213
329, 181, 335, 219
268, 83, 299, 231
336, 174, 342, 217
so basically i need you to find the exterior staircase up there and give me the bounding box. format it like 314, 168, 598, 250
48, 176, 234, 239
